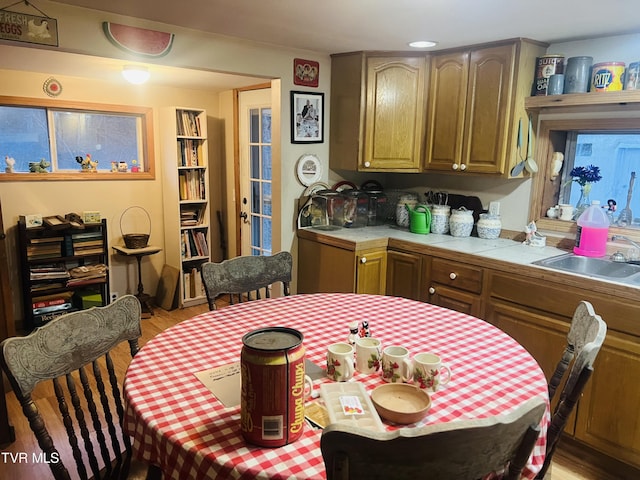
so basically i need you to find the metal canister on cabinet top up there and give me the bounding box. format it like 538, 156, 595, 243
534, 54, 565, 96
625, 62, 640, 90
240, 327, 306, 447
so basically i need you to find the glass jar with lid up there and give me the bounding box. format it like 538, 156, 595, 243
396, 193, 418, 228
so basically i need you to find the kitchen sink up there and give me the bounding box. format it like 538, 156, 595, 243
532, 253, 640, 285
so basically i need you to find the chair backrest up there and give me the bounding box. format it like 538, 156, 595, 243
200, 251, 292, 310
547, 300, 607, 403
536, 300, 607, 479
321, 396, 546, 480
0, 295, 142, 480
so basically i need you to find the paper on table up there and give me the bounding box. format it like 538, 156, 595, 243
195, 362, 241, 408
194, 359, 324, 408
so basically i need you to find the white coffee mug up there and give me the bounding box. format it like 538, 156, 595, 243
326, 342, 355, 382
355, 337, 382, 374
410, 352, 452, 392
558, 204, 574, 221
381, 345, 411, 383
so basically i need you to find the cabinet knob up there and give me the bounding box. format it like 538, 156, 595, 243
360, 257, 367, 264
460, 163, 467, 171
428, 287, 436, 295
449, 272, 457, 280
451, 163, 459, 170
364, 161, 371, 168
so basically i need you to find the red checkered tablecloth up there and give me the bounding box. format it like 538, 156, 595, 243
124, 293, 549, 479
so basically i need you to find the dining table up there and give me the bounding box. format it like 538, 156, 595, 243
123, 293, 550, 480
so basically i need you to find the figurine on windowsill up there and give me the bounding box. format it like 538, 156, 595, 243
131, 159, 140, 173
5, 156, 15, 173
29, 158, 50, 173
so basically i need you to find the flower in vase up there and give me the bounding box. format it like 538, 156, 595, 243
568, 164, 602, 187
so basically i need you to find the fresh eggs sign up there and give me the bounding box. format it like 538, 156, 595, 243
0, 9, 58, 47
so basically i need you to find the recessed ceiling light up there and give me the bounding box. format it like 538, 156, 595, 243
408, 40, 438, 49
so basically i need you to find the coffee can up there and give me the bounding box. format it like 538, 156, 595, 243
534, 54, 565, 96
625, 62, 640, 90
590, 62, 625, 92
240, 327, 306, 447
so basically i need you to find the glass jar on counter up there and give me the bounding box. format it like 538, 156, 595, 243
477, 213, 502, 239
430, 205, 451, 234
449, 207, 474, 237
396, 193, 418, 228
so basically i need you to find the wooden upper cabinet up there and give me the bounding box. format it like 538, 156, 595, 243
425, 51, 469, 171
363, 56, 427, 171
426, 39, 547, 176
330, 52, 428, 172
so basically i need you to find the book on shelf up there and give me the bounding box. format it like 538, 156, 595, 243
71, 231, 102, 240
183, 267, 205, 299
30, 269, 70, 280
176, 110, 202, 137
178, 170, 206, 201
29, 236, 64, 244
66, 276, 106, 287
32, 291, 74, 308
33, 302, 74, 315
34, 308, 79, 327
31, 284, 66, 293
177, 139, 201, 167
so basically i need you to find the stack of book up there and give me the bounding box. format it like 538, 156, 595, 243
178, 170, 206, 201
180, 206, 205, 227
67, 231, 104, 256
181, 230, 209, 259
177, 139, 201, 166
30, 264, 70, 281
27, 236, 64, 260
176, 110, 202, 137
31, 291, 75, 326
183, 267, 205, 299
66, 264, 108, 287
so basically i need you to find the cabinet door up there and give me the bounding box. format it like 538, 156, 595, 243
484, 299, 573, 427
425, 51, 469, 172
428, 284, 482, 317
356, 250, 387, 295
363, 56, 427, 171
462, 43, 515, 174
297, 238, 355, 293
386, 250, 424, 300
574, 332, 640, 468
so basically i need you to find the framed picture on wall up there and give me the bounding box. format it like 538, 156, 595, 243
291, 91, 324, 144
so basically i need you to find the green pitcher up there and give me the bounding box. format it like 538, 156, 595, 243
406, 204, 431, 234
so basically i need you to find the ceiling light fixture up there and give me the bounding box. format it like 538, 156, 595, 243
122, 65, 150, 84
408, 40, 438, 49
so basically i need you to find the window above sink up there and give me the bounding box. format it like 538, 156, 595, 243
529, 108, 640, 247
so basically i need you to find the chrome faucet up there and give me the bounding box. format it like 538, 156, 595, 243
611, 235, 640, 250
611, 235, 640, 262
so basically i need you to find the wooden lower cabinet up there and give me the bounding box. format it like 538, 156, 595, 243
297, 237, 386, 295
356, 249, 387, 295
427, 257, 483, 316
386, 249, 425, 300
486, 270, 640, 471
575, 331, 640, 468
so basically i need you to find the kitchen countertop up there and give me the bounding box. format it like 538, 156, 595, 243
297, 225, 640, 295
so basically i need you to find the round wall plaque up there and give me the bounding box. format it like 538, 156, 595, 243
296, 154, 322, 186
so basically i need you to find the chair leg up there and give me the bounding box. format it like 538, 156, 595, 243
536, 367, 593, 479
146, 464, 163, 480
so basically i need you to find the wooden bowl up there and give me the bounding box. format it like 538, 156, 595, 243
370, 383, 431, 424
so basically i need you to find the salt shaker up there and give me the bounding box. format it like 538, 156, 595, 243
348, 321, 359, 345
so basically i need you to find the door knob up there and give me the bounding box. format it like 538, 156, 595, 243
449, 272, 457, 280
428, 287, 436, 294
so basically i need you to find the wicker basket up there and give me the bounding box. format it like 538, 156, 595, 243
120, 206, 151, 249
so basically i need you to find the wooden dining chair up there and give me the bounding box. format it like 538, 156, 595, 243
536, 300, 607, 479
200, 251, 292, 310
321, 396, 546, 480
0, 295, 159, 480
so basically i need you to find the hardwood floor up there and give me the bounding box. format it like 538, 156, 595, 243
0, 300, 618, 479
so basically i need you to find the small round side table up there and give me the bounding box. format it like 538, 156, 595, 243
112, 245, 162, 318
